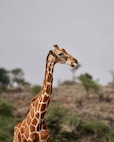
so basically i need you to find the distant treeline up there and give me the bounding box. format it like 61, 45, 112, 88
0, 67, 30, 91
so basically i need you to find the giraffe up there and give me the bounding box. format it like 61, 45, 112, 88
13, 45, 78, 142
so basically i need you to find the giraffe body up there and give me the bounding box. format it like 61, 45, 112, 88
13, 45, 78, 142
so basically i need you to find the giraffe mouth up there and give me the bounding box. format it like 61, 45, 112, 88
70, 59, 78, 67
70, 62, 75, 67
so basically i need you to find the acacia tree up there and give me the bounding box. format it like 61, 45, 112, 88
0, 68, 10, 91
79, 73, 100, 93
10, 68, 30, 87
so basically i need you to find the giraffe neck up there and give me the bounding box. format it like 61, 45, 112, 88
28, 52, 56, 122
42, 51, 55, 95
30, 52, 56, 121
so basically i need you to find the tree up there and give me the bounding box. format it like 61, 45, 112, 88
0, 68, 10, 91
79, 73, 100, 93
10, 68, 30, 87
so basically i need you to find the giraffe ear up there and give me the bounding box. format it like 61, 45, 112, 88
53, 45, 59, 50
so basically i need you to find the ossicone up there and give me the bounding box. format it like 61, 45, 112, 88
53, 45, 59, 49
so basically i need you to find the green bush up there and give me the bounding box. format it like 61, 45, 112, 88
0, 99, 16, 142
78, 120, 110, 137
0, 99, 13, 117
63, 115, 111, 141
31, 85, 41, 95
45, 103, 68, 141
45, 103, 112, 142
108, 133, 114, 142
79, 73, 100, 93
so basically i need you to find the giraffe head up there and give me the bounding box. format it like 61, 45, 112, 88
50, 45, 78, 67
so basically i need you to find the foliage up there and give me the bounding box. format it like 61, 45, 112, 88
0, 99, 16, 142
31, 85, 41, 95
10, 68, 30, 87
45, 103, 68, 141
45, 103, 112, 142
11, 68, 24, 78
0, 99, 13, 117
62, 115, 111, 141
108, 133, 114, 142
12, 78, 30, 87
0, 67, 30, 91
79, 73, 100, 93
0, 68, 10, 91
77, 120, 110, 138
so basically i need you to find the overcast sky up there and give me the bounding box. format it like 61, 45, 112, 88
0, 0, 114, 86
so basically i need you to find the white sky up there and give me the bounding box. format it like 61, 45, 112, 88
0, 0, 114, 86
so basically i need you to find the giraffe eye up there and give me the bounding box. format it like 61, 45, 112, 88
58, 53, 63, 56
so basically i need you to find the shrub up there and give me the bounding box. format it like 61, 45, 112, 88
77, 120, 110, 137
0, 99, 13, 117
79, 73, 100, 93
63, 116, 111, 141
31, 85, 41, 95
0, 99, 16, 142
108, 133, 114, 142
45, 103, 68, 141
44, 103, 113, 142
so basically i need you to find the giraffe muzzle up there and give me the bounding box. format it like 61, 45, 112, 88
70, 58, 78, 67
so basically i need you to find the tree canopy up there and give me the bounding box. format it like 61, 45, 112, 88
0, 68, 10, 91
0, 67, 30, 91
